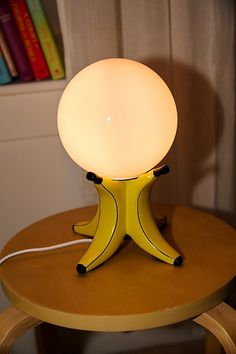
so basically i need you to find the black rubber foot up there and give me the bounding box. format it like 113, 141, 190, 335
76, 264, 87, 274
86, 172, 103, 184
173, 256, 184, 266
154, 165, 170, 177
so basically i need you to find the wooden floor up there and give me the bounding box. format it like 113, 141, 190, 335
114, 339, 205, 354
36, 323, 223, 354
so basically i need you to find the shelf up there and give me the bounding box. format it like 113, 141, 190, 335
0, 79, 67, 96
0, 0, 66, 98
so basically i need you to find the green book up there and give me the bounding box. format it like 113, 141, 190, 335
26, 0, 65, 80
0, 50, 12, 85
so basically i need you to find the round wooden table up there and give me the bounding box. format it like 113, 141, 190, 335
0, 205, 236, 353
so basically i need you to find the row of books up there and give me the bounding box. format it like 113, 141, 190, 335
0, 0, 65, 85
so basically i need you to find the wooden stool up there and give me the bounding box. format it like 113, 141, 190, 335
0, 205, 236, 354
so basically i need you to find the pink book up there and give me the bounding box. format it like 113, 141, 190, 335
0, 0, 33, 81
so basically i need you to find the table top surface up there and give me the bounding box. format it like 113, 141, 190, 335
1, 204, 236, 331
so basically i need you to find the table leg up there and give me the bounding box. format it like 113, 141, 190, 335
193, 302, 236, 354
0, 306, 42, 354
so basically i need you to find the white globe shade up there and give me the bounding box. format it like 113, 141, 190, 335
57, 58, 177, 179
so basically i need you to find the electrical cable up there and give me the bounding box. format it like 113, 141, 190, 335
0, 238, 92, 265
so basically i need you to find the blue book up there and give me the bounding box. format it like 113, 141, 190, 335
0, 51, 11, 84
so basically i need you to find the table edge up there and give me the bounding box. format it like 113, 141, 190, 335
1, 277, 235, 332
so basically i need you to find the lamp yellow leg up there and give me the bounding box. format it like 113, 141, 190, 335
126, 168, 180, 265
72, 206, 99, 237
75, 166, 183, 273
76, 180, 126, 273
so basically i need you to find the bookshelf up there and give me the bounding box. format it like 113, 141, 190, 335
0, 0, 65, 90
0, 0, 69, 332
0, 76, 66, 95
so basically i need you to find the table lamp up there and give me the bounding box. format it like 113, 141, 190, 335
57, 58, 183, 274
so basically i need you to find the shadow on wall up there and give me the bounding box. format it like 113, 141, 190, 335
141, 58, 235, 225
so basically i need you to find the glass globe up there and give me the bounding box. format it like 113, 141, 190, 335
57, 58, 177, 179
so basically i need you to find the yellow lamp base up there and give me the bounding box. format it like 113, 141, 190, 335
73, 165, 183, 274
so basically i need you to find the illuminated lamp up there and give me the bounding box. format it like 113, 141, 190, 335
57, 58, 183, 274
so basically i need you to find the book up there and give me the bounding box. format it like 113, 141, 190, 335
0, 46, 11, 83
0, 0, 33, 82
26, 0, 65, 80
9, 0, 50, 80
0, 28, 18, 77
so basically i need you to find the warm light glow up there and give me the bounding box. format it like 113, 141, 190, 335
57, 58, 177, 179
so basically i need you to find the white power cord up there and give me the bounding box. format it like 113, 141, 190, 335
0, 238, 92, 265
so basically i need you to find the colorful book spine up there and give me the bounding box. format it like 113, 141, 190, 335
26, 0, 65, 80
9, 0, 49, 80
0, 46, 11, 84
0, 0, 33, 82
0, 28, 18, 77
